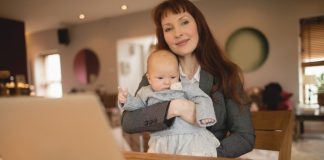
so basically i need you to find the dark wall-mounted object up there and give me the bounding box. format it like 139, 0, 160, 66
0, 17, 28, 82
57, 28, 70, 45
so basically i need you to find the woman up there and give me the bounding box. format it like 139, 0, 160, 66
121, 0, 255, 157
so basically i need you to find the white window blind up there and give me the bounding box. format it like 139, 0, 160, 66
300, 16, 324, 63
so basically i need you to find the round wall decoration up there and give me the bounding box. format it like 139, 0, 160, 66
225, 27, 269, 72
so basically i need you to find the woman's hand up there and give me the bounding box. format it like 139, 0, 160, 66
118, 87, 128, 104
167, 99, 196, 124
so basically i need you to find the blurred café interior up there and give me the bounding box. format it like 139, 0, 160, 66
1, 0, 324, 159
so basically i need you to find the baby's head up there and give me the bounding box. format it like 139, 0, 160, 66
146, 50, 180, 91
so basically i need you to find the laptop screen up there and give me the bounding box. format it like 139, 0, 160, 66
0, 93, 124, 160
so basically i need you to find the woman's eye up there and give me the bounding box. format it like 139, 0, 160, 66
181, 20, 189, 26
164, 27, 172, 32
157, 77, 163, 80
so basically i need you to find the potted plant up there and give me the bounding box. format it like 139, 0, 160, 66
317, 73, 324, 106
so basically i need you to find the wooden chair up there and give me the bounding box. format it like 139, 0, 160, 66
251, 110, 294, 160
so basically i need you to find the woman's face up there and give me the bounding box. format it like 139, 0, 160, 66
161, 11, 199, 57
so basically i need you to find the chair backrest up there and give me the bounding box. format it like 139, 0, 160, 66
251, 110, 294, 160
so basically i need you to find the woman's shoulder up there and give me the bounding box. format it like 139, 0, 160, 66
199, 69, 221, 85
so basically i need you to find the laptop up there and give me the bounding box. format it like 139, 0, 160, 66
0, 93, 124, 160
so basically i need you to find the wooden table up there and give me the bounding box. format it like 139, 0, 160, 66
295, 106, 324, 138
124, 151, 243, 160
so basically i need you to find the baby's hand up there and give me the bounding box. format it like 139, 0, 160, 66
200, 118, 215, 125
118, 87, 128, 104
170, 82, 182, 90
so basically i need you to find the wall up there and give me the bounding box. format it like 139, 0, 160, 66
26, 11, 154, 94
26, 0, 324, 104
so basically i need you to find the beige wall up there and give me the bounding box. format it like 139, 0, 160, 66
26, 0, 324, 104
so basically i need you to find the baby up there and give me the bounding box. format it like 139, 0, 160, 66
118, 49, 219, 157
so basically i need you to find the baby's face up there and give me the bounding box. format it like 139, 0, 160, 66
147, 62, 180, 92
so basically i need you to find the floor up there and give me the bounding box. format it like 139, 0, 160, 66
291, 121, 324, 160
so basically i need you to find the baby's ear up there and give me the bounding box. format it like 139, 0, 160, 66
146, 73, 151, 84
146, 73, 150, 80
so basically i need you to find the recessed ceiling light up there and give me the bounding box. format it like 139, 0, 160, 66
79, 14, 85, 20
121, 4, 128, 10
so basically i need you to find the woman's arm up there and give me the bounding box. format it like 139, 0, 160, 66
121, 75, 198, 133
121, 74, 178, 133
216, 99, 255, 158
121, 101, 176, 133
121, 98, 197, 134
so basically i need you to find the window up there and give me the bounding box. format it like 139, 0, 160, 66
300, 16, 324, 104
35, 53, 62, 98
44, 54, 62, 97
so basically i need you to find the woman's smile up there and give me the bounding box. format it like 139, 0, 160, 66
175, 39, 190, 46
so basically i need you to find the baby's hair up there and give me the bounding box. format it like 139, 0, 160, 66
146, 49, 179, 71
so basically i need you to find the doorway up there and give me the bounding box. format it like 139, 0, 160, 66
117, 35, 156, 95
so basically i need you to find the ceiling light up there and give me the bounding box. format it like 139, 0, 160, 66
79, 14, 85, 20
121, 5, 128, 10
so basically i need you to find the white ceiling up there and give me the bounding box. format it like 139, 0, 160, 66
0, 0, 180, 34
